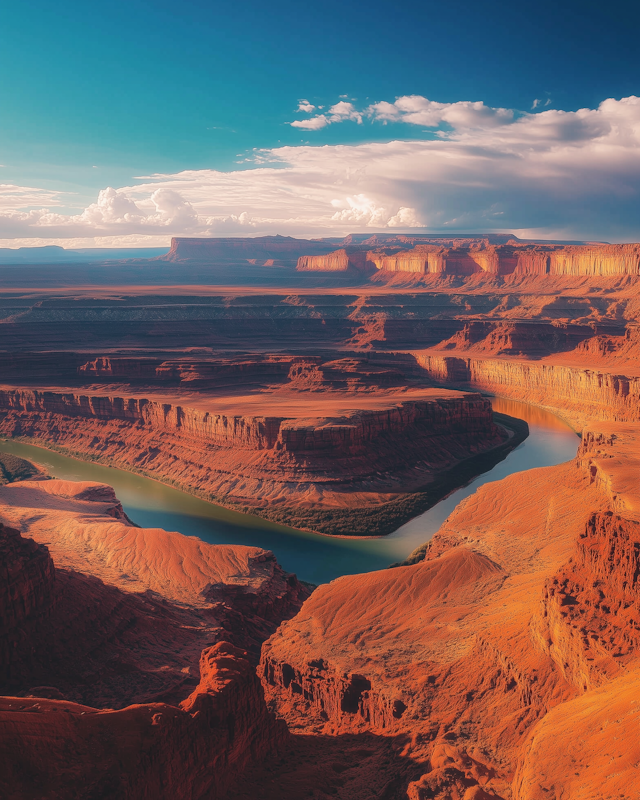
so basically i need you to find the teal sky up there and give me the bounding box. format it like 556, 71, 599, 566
1, 0, 639, 244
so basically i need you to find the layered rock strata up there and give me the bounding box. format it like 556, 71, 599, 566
260, 420, 640, 798
302, 242, 640, 277
415, 352, 640, 428
297, 249, 371, 272
0, 386, 510, 535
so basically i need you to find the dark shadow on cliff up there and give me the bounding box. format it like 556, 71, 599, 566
225, 731, 424, 800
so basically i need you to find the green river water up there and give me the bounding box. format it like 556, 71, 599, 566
0, 397, 578, 585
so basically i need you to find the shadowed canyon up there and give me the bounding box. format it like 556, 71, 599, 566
0, 233, 639, 799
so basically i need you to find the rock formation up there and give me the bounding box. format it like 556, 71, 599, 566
0, 640, 288, 800
1, 232, 639, 798
0, 360, 513, 534
261, 419, 640, 797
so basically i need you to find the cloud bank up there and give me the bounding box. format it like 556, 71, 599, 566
3, 95, 640, 245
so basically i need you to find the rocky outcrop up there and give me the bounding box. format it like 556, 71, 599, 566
534, 511, 640, 693
0, 480, 310, 706
0, 641, 289, 800
296, 249, 371, 272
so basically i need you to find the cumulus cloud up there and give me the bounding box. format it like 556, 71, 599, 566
3, 96, 640, 244
367, 96, 514, 129
291, 94, 514, 131
290, 114, 330, 130
330, 195, 421, 228
296, 99, 316, 113
291, 100, 363, 130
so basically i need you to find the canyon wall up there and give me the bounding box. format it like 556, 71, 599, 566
0, 523, 55, 670
0, 386, 508, 535
0, 387, 499, 455
359, 243, 640, 276
297, 249, 370, 272
415, 352, 640, 427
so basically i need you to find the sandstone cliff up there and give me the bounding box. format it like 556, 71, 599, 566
297, 249, 371, 272
0, 386, 509, 535
415, 351, 640, 428
367, 242, 640, 276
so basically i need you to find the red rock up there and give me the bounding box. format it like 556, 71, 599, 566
0, 384, 508, 535
0, 482, 309, 707
0, 641, 288, 800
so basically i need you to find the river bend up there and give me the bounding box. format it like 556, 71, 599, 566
0, 397, 578, 585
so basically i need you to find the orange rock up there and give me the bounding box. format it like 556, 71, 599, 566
0, 384, 508, 534
0, 641, 288, 800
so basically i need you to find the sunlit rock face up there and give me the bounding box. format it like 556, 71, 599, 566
0, 381, 507, 535
0, 232, 639, 798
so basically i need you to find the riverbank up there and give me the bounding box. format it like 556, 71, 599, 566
0, 398, 578, 585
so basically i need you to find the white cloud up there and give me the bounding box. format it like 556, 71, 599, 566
290, 100, 363, 131
367, 96, 514, 129
3, 96, 640, 244
330, 194, 420, 227
0, 183, 63, 210
327, 101, 362, 124
296, 99, 316, 113
291, 114, 330, 130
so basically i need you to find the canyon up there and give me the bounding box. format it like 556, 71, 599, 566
0, 373, 512, 535
0, 233, 639, 798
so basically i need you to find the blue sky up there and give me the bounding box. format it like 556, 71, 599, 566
2, 0, 640, 244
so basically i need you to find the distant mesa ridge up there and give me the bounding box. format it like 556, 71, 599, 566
161, 233, 640, 277
297, 241, 640, 277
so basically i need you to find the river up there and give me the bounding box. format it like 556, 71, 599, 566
0, 397, 578, 585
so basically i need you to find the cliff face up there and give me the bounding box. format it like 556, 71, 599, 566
415, 352, 640, 427
0, 387, 507, 534
366, 243, 640, 276
297, 249, 371, 272
0, 523, 55, 669
0, 641, 289, 800
534, 511, 640, 693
